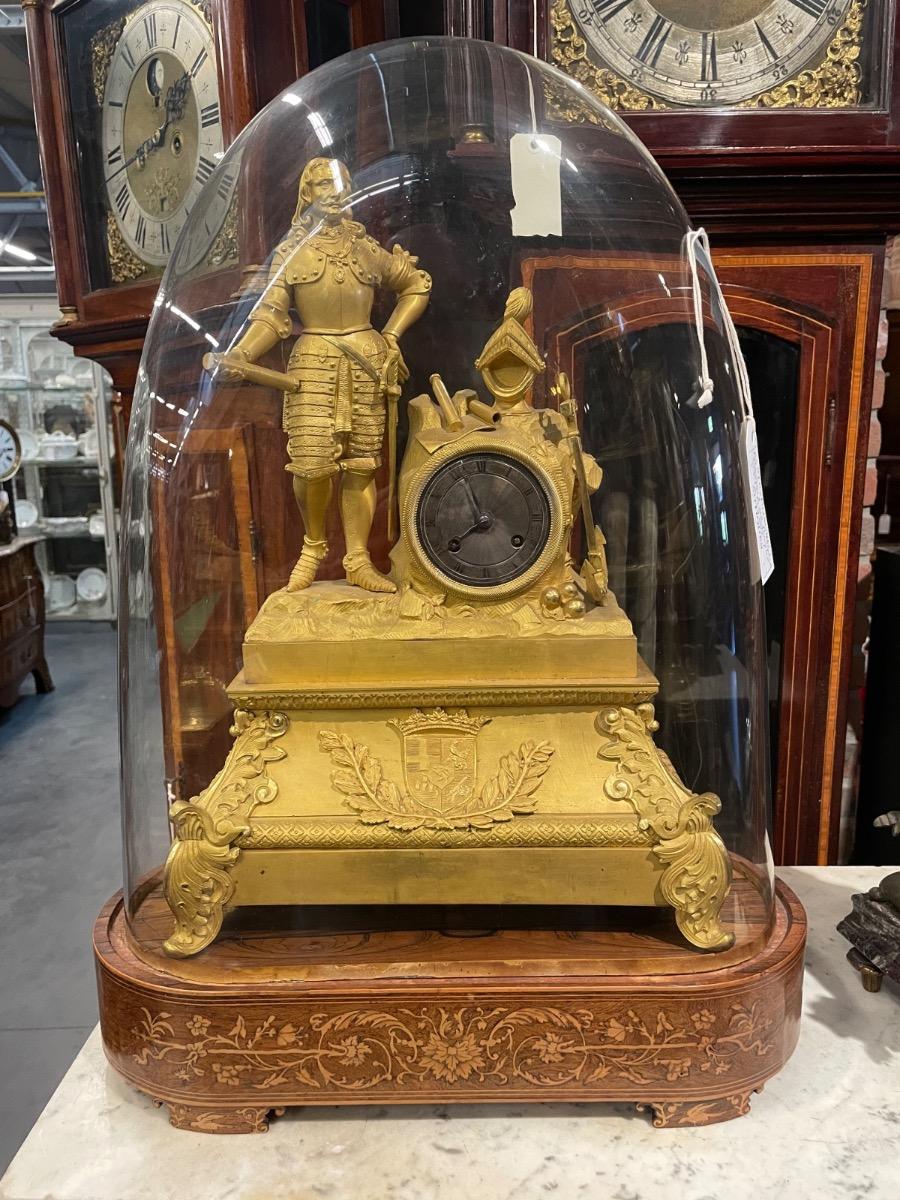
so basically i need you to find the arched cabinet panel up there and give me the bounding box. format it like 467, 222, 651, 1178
523, 250, 880, 863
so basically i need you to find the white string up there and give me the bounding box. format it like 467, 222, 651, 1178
684, 229, 714, 409
525, 64, 538, 144
684, 228, 755, 421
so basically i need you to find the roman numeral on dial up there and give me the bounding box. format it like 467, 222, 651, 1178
636, 16, 672, 66
114, 183, 130, 219
196, 156, 215, 185
190, 48, 208, 77
121, 42, 135, 71
755, 21, 778, 62
701, 32, 718, 81
593, 0, 631, 19
789, 0, 828, 15
135, 214, 147, 249
200, 102, 220, 129
144, 13, 157, 47
106, 145, 122, 167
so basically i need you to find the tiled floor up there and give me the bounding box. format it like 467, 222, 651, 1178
0, 623, 120, 1173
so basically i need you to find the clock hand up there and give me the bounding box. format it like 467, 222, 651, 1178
105, 74, 193, 183
461, 476, 484, 524
449, 512, 492, 547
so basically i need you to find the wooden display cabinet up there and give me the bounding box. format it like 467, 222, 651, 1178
486, 3, 899, 866
0, 536, 53, 708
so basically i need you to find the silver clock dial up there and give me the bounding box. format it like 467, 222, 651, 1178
570, 0, 853, 105
101, 1, 225, 268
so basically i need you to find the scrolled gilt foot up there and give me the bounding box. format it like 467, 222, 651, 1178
162, 710, 288, 957
597, 704, 734, 953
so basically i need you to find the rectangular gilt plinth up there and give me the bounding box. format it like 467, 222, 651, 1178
162, 601, 733, 960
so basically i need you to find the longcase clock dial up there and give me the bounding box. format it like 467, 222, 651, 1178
556, 0, 873, 108
100, 1, 225, 272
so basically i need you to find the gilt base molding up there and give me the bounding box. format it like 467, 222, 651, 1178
95, 878, 806, 1133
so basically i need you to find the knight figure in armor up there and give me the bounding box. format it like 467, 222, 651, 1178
226, 157, 431, 593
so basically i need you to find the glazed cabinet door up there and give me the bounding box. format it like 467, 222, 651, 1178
713, 251, 881, 864
523, 248, 880, 864
151, 424, 264, 802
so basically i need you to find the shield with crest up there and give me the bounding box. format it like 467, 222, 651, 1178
390, 708, 490, 816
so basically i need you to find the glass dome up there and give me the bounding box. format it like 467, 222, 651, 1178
120, 37, 774, 971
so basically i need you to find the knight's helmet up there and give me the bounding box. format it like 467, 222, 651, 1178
475, 287, 545, 406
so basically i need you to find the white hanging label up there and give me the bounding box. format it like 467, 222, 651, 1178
877, 512, 892, 535
739, 416, 774, 585
509, 133, 562, 238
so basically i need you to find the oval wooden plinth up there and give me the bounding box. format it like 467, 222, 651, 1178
95, 878, 806, 1133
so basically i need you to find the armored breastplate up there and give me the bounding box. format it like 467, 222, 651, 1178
284, 224, 381, 333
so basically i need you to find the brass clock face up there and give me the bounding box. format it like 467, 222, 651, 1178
564, 0, 863, 106
101, 0, 225, 270
0, 420, 22, 482
414, 449, 555, 590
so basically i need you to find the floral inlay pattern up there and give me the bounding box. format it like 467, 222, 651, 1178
132, 1000, 775, 1097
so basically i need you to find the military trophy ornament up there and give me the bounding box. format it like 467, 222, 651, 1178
165, 155, 735, 962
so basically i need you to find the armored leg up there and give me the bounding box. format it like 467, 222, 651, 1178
340, 466, 396, 593
287, 473, 333, 592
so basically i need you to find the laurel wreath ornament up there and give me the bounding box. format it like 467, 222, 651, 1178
318, 730, 554, 832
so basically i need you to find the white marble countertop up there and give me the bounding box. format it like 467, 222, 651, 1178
2, 866, 898, 1200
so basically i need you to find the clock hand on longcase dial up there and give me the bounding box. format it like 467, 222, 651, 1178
105, 73, 192, 183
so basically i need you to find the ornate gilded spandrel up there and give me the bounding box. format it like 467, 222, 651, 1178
89, 17, 126, 107
549, 0, 866, 112
597, 704, 733, 951
745, 0, 865, 108
107, 219, 151, 286
163, 710, 288, 957
318, 708, 555, 833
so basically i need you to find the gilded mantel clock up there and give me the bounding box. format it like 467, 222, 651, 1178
549, 0, 893, 109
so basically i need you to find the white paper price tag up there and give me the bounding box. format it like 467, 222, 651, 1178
739, 416, 774, 585
509, 133, 562, 238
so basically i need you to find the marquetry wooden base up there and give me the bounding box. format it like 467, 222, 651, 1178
94, 874, 806, 1133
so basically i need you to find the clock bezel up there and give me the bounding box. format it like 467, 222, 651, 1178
99, 0, 226, 275
0, 420, 23, 483
403, 434, 566, 602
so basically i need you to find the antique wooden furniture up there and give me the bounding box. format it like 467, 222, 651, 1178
0, 535, 53, 707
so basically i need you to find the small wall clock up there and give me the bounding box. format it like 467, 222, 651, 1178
549, 0, 893, 109
0, 420, 22, 483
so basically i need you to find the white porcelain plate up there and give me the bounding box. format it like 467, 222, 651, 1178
76, 567, 107, 602
14, 498, 38, 528
48, 574, 76, 610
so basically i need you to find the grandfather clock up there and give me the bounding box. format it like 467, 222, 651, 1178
492, 0, 900, 865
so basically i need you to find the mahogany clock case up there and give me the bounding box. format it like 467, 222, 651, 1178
22, 0, 312, 329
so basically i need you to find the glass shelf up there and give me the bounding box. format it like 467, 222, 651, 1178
23, 458, 99, 467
